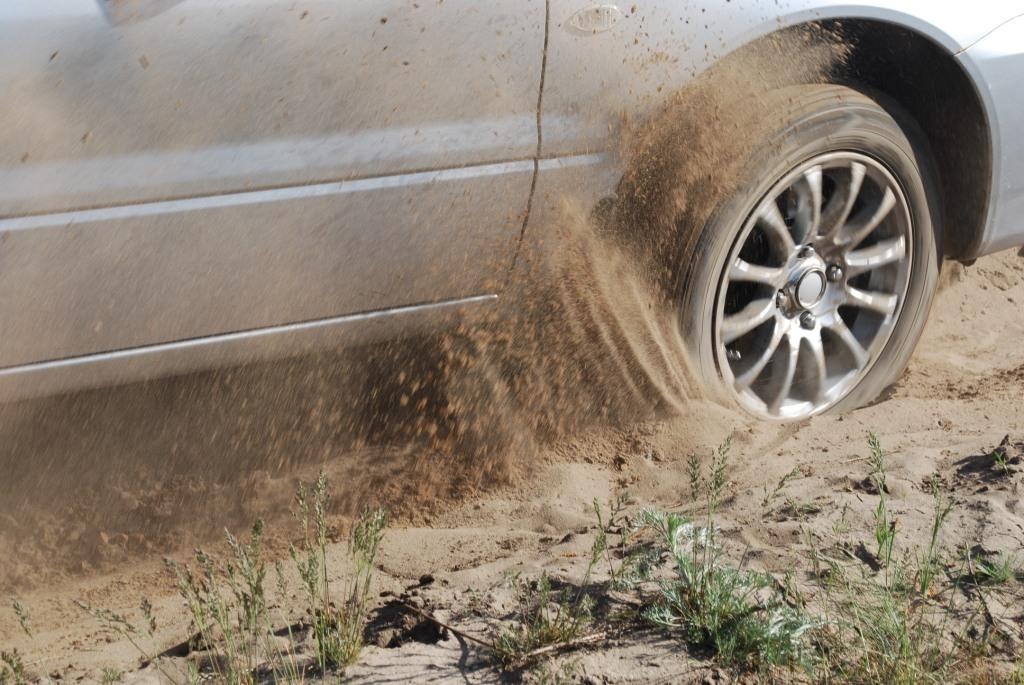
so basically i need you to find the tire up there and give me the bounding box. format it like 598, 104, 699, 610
671, 84, 941, 420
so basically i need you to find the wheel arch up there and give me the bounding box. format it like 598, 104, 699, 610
668, 13, 994, 260
824, 19, 993, 261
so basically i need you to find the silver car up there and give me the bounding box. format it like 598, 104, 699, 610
2, 0, 1022, 420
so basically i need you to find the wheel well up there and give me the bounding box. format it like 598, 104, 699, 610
824, 19, 992, 260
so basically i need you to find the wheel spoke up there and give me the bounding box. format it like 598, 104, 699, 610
793, 165, 823, 244
845, 285, 899, 316
729, 258, 785, 287
822, 162, 866, 241
757, 202, 796, 257
734, 319, 783, 389
768, 334, 799, 413
826, 318, 869, 367
846, 237, 906, 278
721, 298, 775, 344
806, 332, 828, 404
838, 188, 896, 249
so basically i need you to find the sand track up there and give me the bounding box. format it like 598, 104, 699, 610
1, 249, 1022, 682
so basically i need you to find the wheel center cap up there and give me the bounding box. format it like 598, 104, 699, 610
795, 269, 826, 308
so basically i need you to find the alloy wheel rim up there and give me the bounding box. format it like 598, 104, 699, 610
713, 151, 913, 420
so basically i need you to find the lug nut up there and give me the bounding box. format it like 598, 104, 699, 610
826, 265, 844, 282
775, 290, 788, 309
799, 311, 816, 330
798, 245, 816, 259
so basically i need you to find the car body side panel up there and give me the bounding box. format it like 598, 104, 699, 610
541, 1, 1015, 159
959, 16, 1024, 256
0, 0, 543, 367
0, 164, 530, 368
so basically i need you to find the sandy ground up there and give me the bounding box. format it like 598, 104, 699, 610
2, 248, 1023, 682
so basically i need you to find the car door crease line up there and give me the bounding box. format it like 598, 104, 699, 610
506, 0, 551, 287
0, 294, 499, 375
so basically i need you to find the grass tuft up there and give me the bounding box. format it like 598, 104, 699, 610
0, 650, 28, 685
72, 470, 387, 682
291, 471, 388, 672
99, 667, 123, 684
637, 508, 815, 672
970, 551, 1018, 586
915, 476, 953, 595
636, 442, 815, 673
10, 599, 30, 639
495, 572, 595, 667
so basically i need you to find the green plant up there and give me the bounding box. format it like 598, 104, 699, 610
2, 600, 32, 684
811, 436, 989, 684
495, 505, 613, 667
762, 467, 800, 509
777, 498, 821, 521
76, 601, 162, 669
10, 598, 30, 638
817, 568, 951, 685
591, 495, 654, 591
971, 551, 1017, 586
171, 525, 306, 683
166, 542, 259, 684
0, 650, 27, 685
832, 502, 852, 536
1010, 655, 1024, 685
867, 432, 897, 573
76, 473, 385, 683
165, 518, 278, 683
224, 520, 268, 638
496, 572, 595, 667
291, 471, 387, 672
685, 452, 702, 500
915, 477, 953, 595
991, 447, 1010, 476
100, 667, 123, 684
635, 440, 815, 672
637, 508, 814, 672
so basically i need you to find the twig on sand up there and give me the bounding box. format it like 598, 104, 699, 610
400, 601, 608, 663
519, 631, 607, 660
399, 602, 497, 651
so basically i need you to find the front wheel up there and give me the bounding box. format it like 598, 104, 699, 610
677, 85, 941, 421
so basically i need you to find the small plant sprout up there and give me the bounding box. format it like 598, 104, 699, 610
0, 650, 28, 685
762, 467, 801, 509
915, 477, 953, 595
832, 502, 852, 536
495, 501, 615, 667
292, 471, 388, 672
495, 572, 596, 667
867, 433, 897, 572
867, 432, 888, 494
10, 598, 31, 638
100, 667, 123, 684
74, 601, 175, 682
971, 551, 1018, 586
991, 446, 1010, 476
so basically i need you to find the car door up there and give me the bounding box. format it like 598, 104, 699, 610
0, 0, 543, 368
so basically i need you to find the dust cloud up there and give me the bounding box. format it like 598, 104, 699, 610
0, 25, 851, 592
